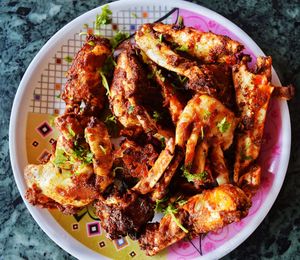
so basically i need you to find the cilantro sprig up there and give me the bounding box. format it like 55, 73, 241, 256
181, 165, 208, 182
95, 5, 112, 28
217, 117, 231, 133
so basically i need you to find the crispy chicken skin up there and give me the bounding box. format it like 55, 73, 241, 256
133, 138, 175, 194
135, 24, 214, 93
153, 23, 243, 64
25, 136, 98, 209
176, 94, 238, 183
62, 34, 111, 113
109, 43, 157, 135
114, 139, 158, 179
233, 56, 274, 182
95, 191, 154, 240
139, 184, 251, 255
85, 117, 113, 192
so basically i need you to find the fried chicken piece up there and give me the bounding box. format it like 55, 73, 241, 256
153, 23, 243, 65
176, 94, 238, 184
140, 51, 184, 124
238, 164, 261, 198
24, 135, 98, 208
110, 43, 157, 135
114, 139, 158, 179
85, 117, 113, 192
139, 184, 251, 256
233, 56, 274, 182
62, 34, 111, 113
95, 191, 154, 240
132, 138, 175, 194
135, 24, 214, 93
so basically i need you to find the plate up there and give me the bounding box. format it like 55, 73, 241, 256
9, 0, 291, 259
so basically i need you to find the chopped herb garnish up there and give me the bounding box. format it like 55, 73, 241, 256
64, 56, 73, 63
159, 34, 163, 42
131, 12, 138, 18
110, 31, 130, 48
99, 71, 110, 96
99, 145, 107, 155
87, 41, 95, 46
95, 4, 112, 28
105, 114, 117, 124
203, 110, 211, 119
55, 93, 61, 99
83, 23, 89, 28
84, 151, 94, 164
155, 196, 169, 212
153, 111, 161, 122
178, 75, 187, 84
67, 125, 76, 138
160, 137, 166, 149
53, 148, 67, 167
181, 165, 208, 182
128, 105, 134, 114
177, 16, 184, 27
217, 117, 231, 133
175, 45, 188, 52
165, 204, 189, 233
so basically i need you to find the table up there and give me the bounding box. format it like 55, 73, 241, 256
0, 0, 299, 259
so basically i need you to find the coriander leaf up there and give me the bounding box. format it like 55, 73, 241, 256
87, 41, 95, 46
155, 196, 169, 212
160, 137, 166, 149
217, 117, 231, 133
153, 111, 161, 122
175, 45, 188, 52
159, 34, 163, 42
84, 151, 94, 164
95, 4, 112, 28
203, 110, 211, 119
64, 56, 73, 63
165, 204, 188, 233
177, 16, 184, 27
128, 105, 134, 114
181, 165, 208, 182
67, 125, 76, 138
110, 31, 130, 48
105, 114, 117, 124
131, 12, 138, 18
53, 148, 67, 167
99, 71, 110, 96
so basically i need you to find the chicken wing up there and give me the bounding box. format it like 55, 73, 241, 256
139, 184, 251, 255
62, 34, 111, 113
153, 23, 243, 64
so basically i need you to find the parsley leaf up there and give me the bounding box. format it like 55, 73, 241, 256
105, 114, 117, 124
159, 34, 163, 42
155, 196, 169, 212
160, 137, 166, 149
95, 5, 112, 28
99, 71, 110, 96
110, 31, 130, 48
181, 165, 208, 182
217, 117, 231, 133
203, 110, 211, 119
87, 41, 95, 46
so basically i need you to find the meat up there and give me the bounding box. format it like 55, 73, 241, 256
139, 184, 251, 256
62, 34, 111, 113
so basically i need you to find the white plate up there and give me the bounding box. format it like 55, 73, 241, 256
9, 0, 291, 259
